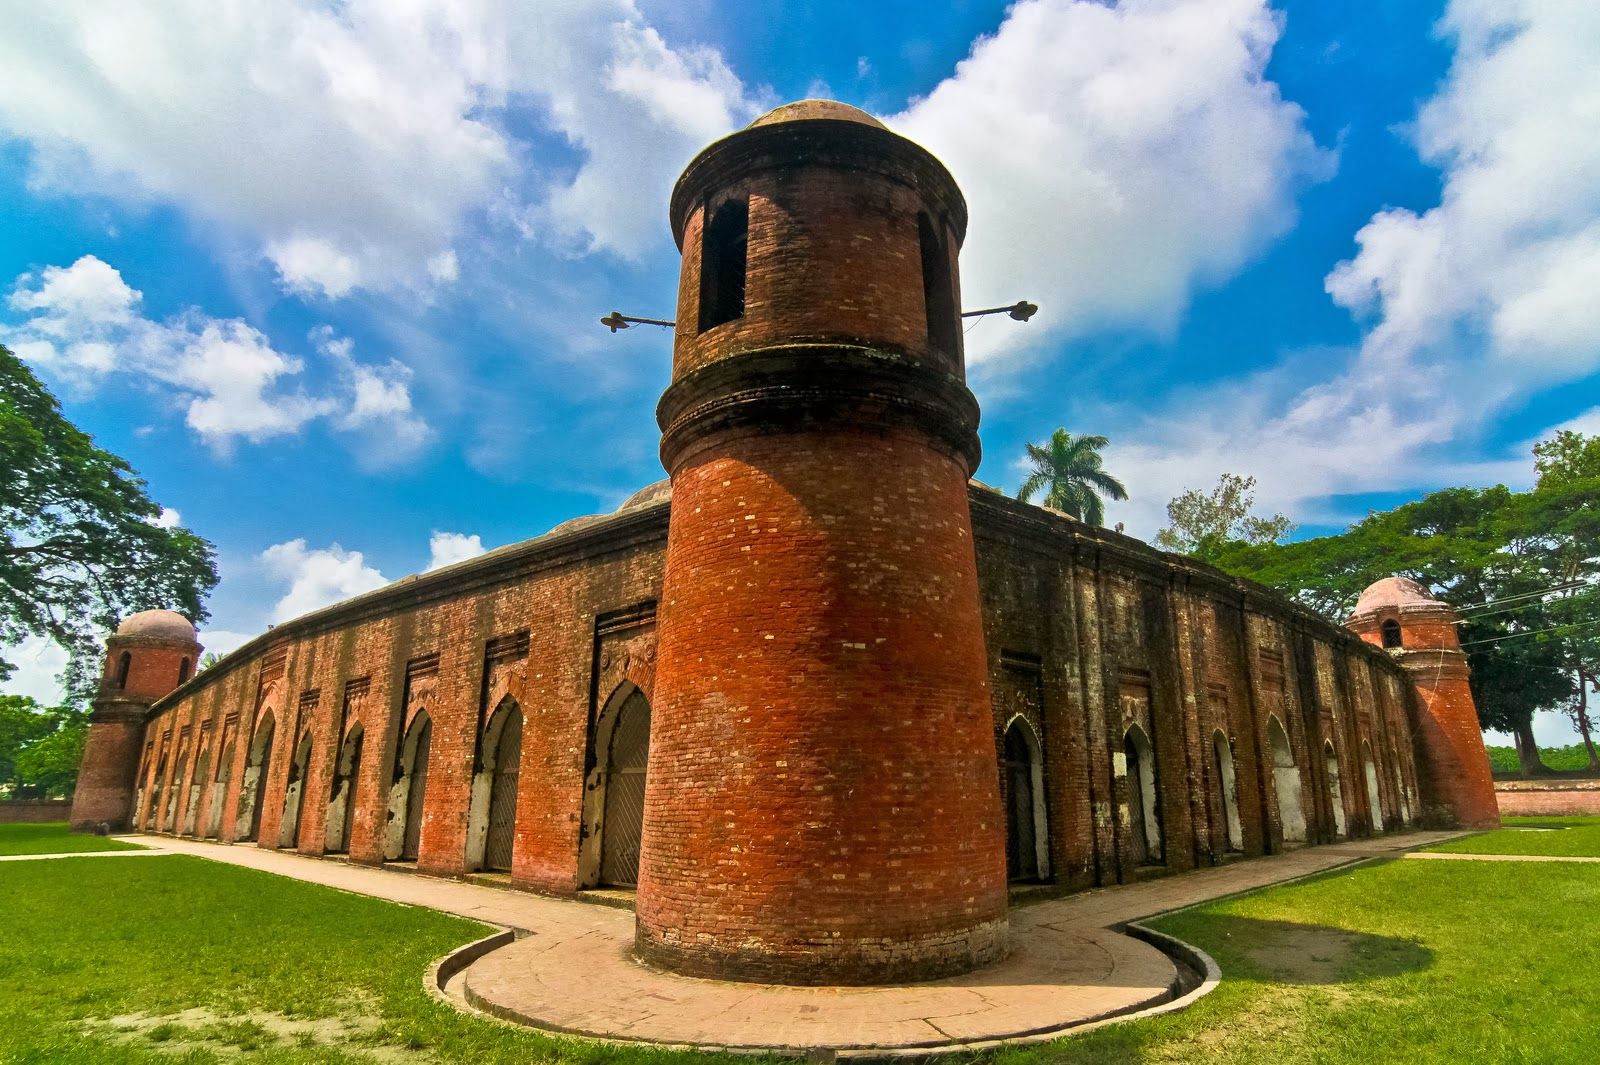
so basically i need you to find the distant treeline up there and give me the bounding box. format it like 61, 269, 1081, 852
1485, 745, 1597, 775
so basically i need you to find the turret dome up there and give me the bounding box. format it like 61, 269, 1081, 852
115, 609, 197, 643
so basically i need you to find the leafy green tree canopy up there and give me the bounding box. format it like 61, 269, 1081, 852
0, 693, 87, 798
1153, 473, 1294, 560
1208, 434, 1600, 776
1015, 429, 1129, 527
1, 344, 218, 698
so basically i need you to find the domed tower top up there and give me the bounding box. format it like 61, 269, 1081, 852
664, 99, 972, 459
103, 609, 202, 700
1347, 577, 1463, 652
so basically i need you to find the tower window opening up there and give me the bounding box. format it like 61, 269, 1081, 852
1380, 619, 1402, 649
115, 651, 132, 689
698, 196, 748, 332
178, 657, 192, 685
919, 212, 958, 356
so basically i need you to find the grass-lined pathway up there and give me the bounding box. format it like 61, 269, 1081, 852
0, 821, 144, 856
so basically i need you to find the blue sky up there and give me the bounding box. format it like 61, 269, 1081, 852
1, 0, 1597, 745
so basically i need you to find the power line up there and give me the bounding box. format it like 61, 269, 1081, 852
1461, 583, 1600, 622
1457, 579, 1593, 617
1459, 616, 1600, 648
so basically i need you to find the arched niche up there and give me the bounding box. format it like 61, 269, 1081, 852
235, 712, 276, 842
1267, 715, 1307, 844
1212, 730, 1243, 853
1324, 740, 1347, 839
385, 711, 432, 863
278, 730, 314, 849
206, 730, 233, 839
324, 723, 364, 855
183, 740, 210, 836
1122, 723, 1163, 865
1002, 716, 1051, 881
1362, 740, 1384, 834
466, 698, 524, 873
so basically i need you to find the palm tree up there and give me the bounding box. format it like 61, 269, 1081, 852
1015, 429, 1129, 526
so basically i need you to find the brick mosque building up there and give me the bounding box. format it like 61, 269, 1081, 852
72, 100, 1496, 985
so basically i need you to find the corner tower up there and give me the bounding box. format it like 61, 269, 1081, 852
69, 609, 201, 832
1348, 577, 1499, 829
638, 100, 1008, 984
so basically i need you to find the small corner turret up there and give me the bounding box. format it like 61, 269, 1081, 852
1347, 578, 1499, 829
69, 609, 202, 833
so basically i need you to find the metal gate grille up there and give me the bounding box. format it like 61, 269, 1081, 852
599, 693, 650, 886
484, 713, 522, 872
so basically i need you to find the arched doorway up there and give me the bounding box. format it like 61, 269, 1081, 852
1003, 717, 1050, 881
163, 743, 185, 831
1325, 741, 1347, 838
1122, 724, 1163, 865
206, 732, 232, 839
146, 753, 168, 832
1267, 716, 1307, 843
235, 713, 276, 842
587, 686, 650, 887
467, 700, 523, 872
385, 712, 432, 862
278, 731, 313, 849
184, 744, 210, 836
325, 724, 364, 855
1212, 731, 1243, 852
1363, 742, 1384, 833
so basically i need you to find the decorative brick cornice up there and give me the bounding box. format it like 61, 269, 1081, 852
656, 344, 981, 473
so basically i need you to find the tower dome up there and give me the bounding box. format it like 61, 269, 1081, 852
748, 99, 886, 128
116, 609, 198, 643
1351, 576, 1439, 616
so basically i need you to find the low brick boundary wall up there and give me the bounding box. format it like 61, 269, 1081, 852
1495, 780, 1600, 816
0, 799, 71, 823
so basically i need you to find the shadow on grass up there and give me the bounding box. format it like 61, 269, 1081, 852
1200, 915, 1432, 985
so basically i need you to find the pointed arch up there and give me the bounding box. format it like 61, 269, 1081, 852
579, 682, 651, 888
206, 726, 233, 839
1266, 715, 1306, 844
278, 730, 314, 849
1362, 739, 1384, 834
1002, 716, 1051, 881
1212, 730, 1243, 853
146, 751, 169, 832
1121, 723, 1163, 865
1380, 619, 1403, 648
235, 712, 276, 842
698, 195, 748, 331
1324, 740, 1347, 838
183, 740, 210, 836
385, 711, 433, 862
324, 723, 364, 855
115, 651, 132, 689
467, 697, 524, 872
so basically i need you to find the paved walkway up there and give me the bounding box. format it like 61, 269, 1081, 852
0, 849, 165, 862
110, 830, 1465, 1054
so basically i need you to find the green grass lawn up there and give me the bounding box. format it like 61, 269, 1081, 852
1, 848, 1596, 1063
0, 821, 144, 855
1422, 814, 1600, 858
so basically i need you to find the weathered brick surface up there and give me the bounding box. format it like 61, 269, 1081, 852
74, 99, 1462, 990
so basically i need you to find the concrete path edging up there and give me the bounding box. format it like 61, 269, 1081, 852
1403, 851, 1600, 863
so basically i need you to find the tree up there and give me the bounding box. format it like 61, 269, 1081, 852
1209, 480, 1575, 776
1015, 429, 1128, 527
1153, 473, 1294, 560
0, 693, 86, 798
1, 344, 218, 700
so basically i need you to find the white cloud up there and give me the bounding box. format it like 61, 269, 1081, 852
427, 531, 486, 571
150, 508, 182, 529
259, 539, 389, 623
0, 1, 760, 295
895, 0, 1329, 364
0, 637, 69, 705
4, 256, 429, 456
1090, 0, 1600, 536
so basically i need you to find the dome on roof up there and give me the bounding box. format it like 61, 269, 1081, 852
617, 479, 672, 511
116, 609, 197, 642
749, 99, 885, 129
1352, 576, 1443, 615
